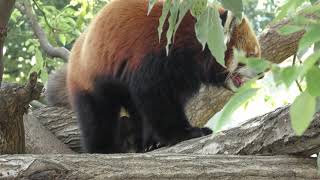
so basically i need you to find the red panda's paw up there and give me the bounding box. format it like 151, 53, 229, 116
186, 127, 213, 139
143, 142, 166, 153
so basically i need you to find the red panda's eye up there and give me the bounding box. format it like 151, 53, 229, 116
238, 62, 245, 67
247, 52, 256, 57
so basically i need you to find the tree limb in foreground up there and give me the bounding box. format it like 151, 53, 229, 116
32, 106, 320, 156
156, 107, 320, 156
0, 154, 318, 179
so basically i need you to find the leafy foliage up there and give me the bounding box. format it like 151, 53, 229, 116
4, 0, 108, 82
290, 91, 316, 136
195, 6, 226, 66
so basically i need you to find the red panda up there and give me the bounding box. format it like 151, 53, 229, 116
46, 0, 261, 153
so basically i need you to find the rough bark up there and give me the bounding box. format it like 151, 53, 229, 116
186, 86, 233, 127
0, 0, 16, 86
0, 154, 319, 180
156, 106, 320, 156
0, 72, 43, 154
32, 107, 81, 152
24, 114, 74, 154
32, 105, 320, 156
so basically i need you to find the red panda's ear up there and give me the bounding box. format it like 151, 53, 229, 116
220, 10, 229, 26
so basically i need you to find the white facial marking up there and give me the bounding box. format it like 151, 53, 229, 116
224, 11, 234, 34
229, 57, 238, 73
237, 66, 257, 79
226, 78, 238, 92
224, 33, 231, 45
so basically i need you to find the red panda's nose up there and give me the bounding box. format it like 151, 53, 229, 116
237, 62, 245, 68
257, 72, 264, 79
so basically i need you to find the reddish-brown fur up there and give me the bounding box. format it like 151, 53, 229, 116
67, 0, 204, 100
64, 0, 260, 109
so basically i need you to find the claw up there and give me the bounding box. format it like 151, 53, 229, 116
148, 145, 153, 151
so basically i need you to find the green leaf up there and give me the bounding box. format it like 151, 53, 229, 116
157, 0, 171, 42
220, 0, 243, 19
191, 0, 207, 17
274, 0, 305, 22
314, 42, 320, 52
214, 82, 259, 132
195, 6, 226, 67
278, 24, 304, 35
29, 50, 44, 74
299, 25, 320, 51
301, 51, 320, 75
290, 91, 316, 136
59, 34, 66, 45
165, 0, 179, 54
280, 66, 300, 88
306, 66, 320, 96
147, 0, 158, 15
271, 65, 282, 85
301, 3, 320, 13
239, 57, 270, 74
310, 0, 318, 5
40, 69, 49, 82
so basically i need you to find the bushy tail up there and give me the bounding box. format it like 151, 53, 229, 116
45, 64, 71, 108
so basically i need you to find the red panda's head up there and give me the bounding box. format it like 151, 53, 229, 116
222, 11, 261, 91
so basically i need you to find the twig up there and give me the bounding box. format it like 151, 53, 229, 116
292, 53, 303, 92
15, 1, 70, 62
31, 0, 60, 32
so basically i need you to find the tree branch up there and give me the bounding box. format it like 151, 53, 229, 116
156, 107, 320, 156
15, 1, 70, 62
24, 114, 75, 154
0, 72, 43, 154
31, 106, 320, 156
0, 154, 319, 179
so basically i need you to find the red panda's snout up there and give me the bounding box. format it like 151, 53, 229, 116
223, 16, 262, 91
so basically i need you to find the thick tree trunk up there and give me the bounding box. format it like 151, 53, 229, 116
0, 73, 43, 154
0, 154, 318, 179
0, 0, 16, 86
